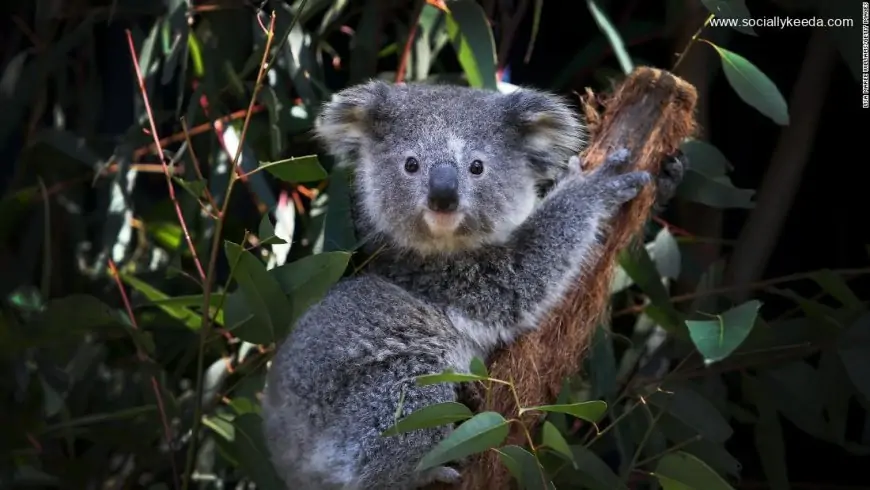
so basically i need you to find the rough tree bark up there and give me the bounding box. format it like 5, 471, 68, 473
427, 66, 699, 490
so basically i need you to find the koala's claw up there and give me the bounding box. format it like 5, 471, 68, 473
597, 147, 633, 175
653, 150, 687, 211
607, 171, 652, 203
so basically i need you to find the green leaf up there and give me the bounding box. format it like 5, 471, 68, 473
520, 401, 607, 423
679, 139, 733, 178
120, 273, 203, 331
32, 129, 104, 169
550, 21, 658, 91
586, 0, 633, 75
149, 221, 183, 250
701, 0, 756, 36
415, 411, 510, 471
541, 421, 574, 466
381, 402, 473, 436
258, 213, 288, 246
617, 241, 684, 333
757, 361, 827, 439
495, 445, 553, 490
570, 445, 629, 490
677, 169, 755, 209
837, 313, 870, 401
523, 0, 544, 62
203, 414, 235, 440
743, 374, 790, 490
259, 155, 326, 183
40, 375, 65, 417
652, 227, 681, 279
710, 44, 789, 125
228, 414, 285, 490
686, 300, 761, 365
654, 451, 735, 490
224, 241, 294, 344
588, 324, 618, 401
446, 0, 498, 90
270, 251, 351, 324
149, 294, 223, 309
649, 384, 733, 443
818, 349, 851, 447
657, 413, 742, 478
416, 371, 490, 386
811, 269, 863, 310
172, 177, 207, 201
469, 357, 488, 377
323, 166, 358, 252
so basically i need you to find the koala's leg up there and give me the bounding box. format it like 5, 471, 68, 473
353, 363, 464, 490
509, 148, 651, 328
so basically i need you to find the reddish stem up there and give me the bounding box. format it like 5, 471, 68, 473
125, 31, 207, 281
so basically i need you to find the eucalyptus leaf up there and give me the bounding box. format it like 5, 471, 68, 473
381, 402, 473, 436
415, 412, 510, 471
415, 371, 490, 386
520, 401, 607, 423
837, 313, 870, 401
570, 444, 629, 490
258, 213, 288, 246
259, 155, 326, 183
685, 300, 761, 365
649, 384, 733, 443
445, 0, 498, 90
678, 169, 755, 209
541, 421, 574, 466
654, 451, 734, 490
710, 44, 789, 125
587, 0, 633, 74
224, 241, 294, 344
679, 139, 733, 177
229, 414, 284, 490
495, 445, 553, 490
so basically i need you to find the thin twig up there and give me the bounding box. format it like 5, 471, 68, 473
179, 117, 220, 213
182, 10, 281, 489
395, 0, 425, 83
671, 13, 713, 72
125, 31, 207, 281
107, 259, 180, 490
613, 267, 870, 318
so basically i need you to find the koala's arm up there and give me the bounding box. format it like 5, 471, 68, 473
506, 149, 650, 328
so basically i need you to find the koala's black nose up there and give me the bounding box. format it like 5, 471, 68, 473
427, 165, 459, 212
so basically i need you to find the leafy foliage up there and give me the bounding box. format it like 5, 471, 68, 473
0, 0, 865, 489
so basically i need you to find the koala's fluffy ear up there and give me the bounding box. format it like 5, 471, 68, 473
313, 79, 392, 164
501, 89, 585, 178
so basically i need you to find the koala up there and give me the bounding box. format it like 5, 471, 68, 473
261, 80, 684, 490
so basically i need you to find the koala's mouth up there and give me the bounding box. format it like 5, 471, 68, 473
422, 210, 464, 236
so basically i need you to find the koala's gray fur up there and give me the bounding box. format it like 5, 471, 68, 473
262, 80, 681, 489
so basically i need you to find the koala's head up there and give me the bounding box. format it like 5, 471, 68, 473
313, 80, 584, 256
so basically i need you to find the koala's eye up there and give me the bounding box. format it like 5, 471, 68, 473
404, 157, 420, 173
469, 160, 484, 175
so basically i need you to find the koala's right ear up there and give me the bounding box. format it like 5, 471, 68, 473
313, 80, 392, 164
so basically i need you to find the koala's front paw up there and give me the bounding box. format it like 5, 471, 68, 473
585, 147, 652, 209
417, 466, 462, 486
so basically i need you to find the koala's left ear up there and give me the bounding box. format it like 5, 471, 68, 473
501, 89, 585, 178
